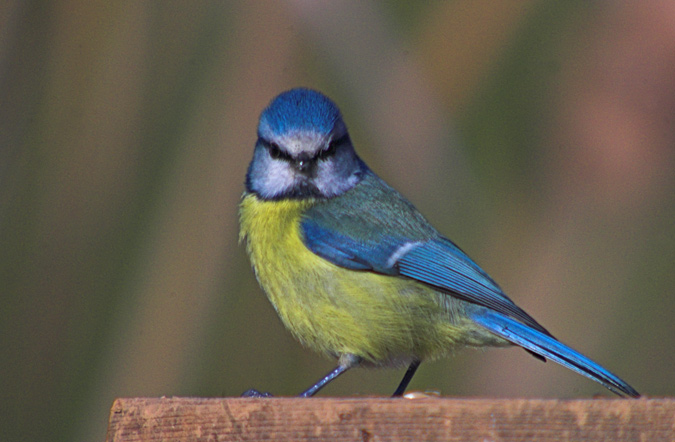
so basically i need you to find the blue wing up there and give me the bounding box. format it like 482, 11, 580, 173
302, 207, 549, 336
302, 210, 642, 396
395, 237, 549, 335
299, 172, 639, 397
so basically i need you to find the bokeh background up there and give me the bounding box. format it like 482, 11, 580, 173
2, 2, 674, 441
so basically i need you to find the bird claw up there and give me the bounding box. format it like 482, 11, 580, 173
241, 388, 273, 398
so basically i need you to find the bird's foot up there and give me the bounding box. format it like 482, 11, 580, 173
241, 388, 273, 398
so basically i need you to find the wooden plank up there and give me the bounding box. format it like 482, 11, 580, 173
106, 397, 674, 442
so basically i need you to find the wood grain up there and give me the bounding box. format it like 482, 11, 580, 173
106, 397, 674, 441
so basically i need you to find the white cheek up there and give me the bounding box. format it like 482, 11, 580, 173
314, 158, 360, 197
262, 161, 298, 196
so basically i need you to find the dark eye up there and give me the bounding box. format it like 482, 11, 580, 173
268, 143, 282, 159
318, 136, 343, 160
324, 141, 337, 157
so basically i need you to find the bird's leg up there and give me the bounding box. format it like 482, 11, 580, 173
392, 359, 421, 396
242, 354, 361, 398
299, 354, 361, 397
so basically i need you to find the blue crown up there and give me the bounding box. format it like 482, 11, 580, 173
259, 88, 342, 137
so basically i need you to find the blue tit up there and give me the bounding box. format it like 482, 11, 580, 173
239, 88, 639, 398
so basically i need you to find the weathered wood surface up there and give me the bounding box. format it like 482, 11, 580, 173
106, 396, 674, 441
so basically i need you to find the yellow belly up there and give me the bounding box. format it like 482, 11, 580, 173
239, 193, 499, 365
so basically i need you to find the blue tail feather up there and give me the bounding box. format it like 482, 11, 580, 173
470, 309, 640, 398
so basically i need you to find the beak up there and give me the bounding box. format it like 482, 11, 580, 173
295, 155, 316, 176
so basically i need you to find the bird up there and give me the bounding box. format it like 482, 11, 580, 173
238, 87, 639, 398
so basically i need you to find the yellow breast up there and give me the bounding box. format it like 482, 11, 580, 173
239, 193, 489, 364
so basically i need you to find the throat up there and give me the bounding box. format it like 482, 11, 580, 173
273, 180, 325, 200
239, 193, 316, 244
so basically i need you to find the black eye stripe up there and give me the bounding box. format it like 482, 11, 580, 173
318, 134, 349, 160
261, 139, 293, 161
260, 134, 349, 163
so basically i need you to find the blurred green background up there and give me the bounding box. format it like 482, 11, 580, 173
2, 1, 674, 441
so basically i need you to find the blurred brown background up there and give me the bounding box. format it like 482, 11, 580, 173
1, 2, 673, 441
